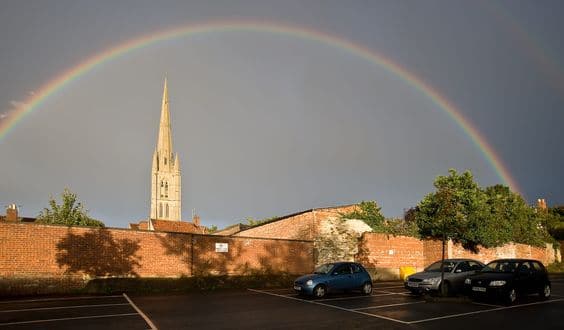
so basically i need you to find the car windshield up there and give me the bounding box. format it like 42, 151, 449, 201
313, 263, 335, 274
424, 261, 456, 273
482, 261, 519, 273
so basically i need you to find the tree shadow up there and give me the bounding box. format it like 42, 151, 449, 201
157, 233, 314, 277
56, 228, 141, 277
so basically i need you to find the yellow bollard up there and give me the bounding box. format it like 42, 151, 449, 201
399, 266, 416, 280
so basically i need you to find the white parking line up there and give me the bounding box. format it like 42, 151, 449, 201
316, 292, 398, 302
370, 285, 405, 289
248, 289, 410, 325
123, 293, 158, 330
408, 298, 564, 324
471, 301, 503, 308
0, 295, 122, 304
0, 303, 129, 313
0, 313, 139, 326
261, 288, 296, 292
353, 301, 425, 310
278, 293, 300, 297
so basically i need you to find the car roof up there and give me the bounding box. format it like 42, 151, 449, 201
488, 258, 541, 263
325, 261, 357, 266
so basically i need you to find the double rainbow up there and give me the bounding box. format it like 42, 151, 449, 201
0, 20, 521, 195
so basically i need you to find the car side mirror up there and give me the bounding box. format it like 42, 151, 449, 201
455, 269, 462, 273
332, 272, 338, 276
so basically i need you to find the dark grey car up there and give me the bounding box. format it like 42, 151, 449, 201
405, 259, 484, 295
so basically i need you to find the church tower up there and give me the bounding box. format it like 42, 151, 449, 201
150, 78, 181, 221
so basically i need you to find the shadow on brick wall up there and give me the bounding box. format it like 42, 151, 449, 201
56, 229, 141, 277
157, 234, 313, 276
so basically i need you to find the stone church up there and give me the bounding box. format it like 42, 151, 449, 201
129, 79, 205, 234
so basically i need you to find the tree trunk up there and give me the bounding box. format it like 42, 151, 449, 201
440, 232, 446, 296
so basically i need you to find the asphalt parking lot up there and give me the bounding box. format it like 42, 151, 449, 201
1, 278, 563, 329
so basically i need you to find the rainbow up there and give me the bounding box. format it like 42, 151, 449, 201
0, 20, 522, 195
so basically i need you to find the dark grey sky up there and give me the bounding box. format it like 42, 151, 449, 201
1, 0, 563, 228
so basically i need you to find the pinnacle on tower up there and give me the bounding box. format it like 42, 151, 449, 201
157, 77, 173, 156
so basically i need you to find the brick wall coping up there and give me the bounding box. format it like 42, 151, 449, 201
211, 234, 313, 243
0, 221, 313, 243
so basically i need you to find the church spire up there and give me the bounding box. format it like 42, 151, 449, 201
157, 77, 173, 155
150, 77, 182, 221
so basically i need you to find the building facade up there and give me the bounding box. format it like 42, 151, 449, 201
150, 78, 182, 221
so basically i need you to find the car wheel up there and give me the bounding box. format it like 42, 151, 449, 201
505, 288, 517, 305
539, 283, 551, 300
313, 285, 327, 299
362, 282, 372, 295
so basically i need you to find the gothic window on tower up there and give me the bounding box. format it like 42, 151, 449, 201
165, 182, 169, 198
159, 203, 163, 218
164, 158, 167, 165
166, 204, 169, 218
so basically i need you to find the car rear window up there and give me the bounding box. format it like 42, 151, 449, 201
352, 264, 362, 273
425, 261, 456, 272
483, 261, 519, 273
532, 261, 544, 272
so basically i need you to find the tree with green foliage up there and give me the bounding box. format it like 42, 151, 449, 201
36, 189, 104, 227
415, 169, 486, 250
547, 206, 564, 240
341, 201, 385, 231
207, 225, 218, 233
245, 216, 279, 227
415, 169, 487, 295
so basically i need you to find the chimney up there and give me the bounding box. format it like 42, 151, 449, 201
193, 214, 201, 226
6, 204, 18, 222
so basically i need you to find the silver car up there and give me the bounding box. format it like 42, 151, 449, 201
405, 259, 484, 295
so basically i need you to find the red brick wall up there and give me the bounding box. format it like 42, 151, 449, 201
0, 222, 314, 293
356, 233, 425, 269
233, 205, 358, 240
234, 212, 315, 240
356, 233, 555, 279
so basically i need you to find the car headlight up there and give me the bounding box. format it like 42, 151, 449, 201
422, 277, 441, 284
464, 278, 472, 285
489, 280, 506, 287
306, 280, 313, 286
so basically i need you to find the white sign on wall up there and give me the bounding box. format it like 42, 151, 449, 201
215, 243, 229, 253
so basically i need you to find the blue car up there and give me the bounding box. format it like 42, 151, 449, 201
293, 262, 373, 298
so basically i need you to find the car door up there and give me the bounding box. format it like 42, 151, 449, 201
328, 264, 353, 291
531, 261, 547, 292
351, 263, 366, 288
450, 261, 471, 288
515, 261, 534, 294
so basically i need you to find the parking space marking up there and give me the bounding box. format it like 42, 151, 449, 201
353, 301, 425, 310
262, 288, 297, 292
0, 302, 130, 313
471, 301, 503, 308
315, 292, 400, 302
0, 295, 122, 304
376, 290, 411, 296
123, 293, 158, 330
0, 313, 139, 327
248, 289, 410, 325
370, 285, 405, 290
408, 298, 564, 324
